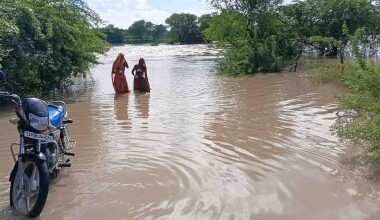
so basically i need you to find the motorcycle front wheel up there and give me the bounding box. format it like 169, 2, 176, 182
10, 160, 49, 218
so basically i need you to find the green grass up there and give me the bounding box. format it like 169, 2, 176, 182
304, 59, 357, 83
305, 59, 380, 159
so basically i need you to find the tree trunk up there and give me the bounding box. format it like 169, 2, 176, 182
339, 50, 344, 64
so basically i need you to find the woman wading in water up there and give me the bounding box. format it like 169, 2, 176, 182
132, 58, 151, 93
112, 53, 130, 93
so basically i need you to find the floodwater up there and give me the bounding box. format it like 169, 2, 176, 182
0, 45, 379, 220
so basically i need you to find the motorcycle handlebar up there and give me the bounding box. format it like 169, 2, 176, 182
0, 92, 22, 107
0, 91, 10, 95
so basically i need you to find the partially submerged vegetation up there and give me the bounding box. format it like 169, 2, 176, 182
203, 0, 380, 159
306, 32, 380, 159
305, 61, 357, 83
204, 0, 380, 75
308, 58, 380, 159
338, 61, 380, 159
0, 0, 107, 93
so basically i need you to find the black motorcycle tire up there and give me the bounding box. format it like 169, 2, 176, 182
10, 160, 50, 218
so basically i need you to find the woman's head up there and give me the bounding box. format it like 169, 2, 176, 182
139, 58, 145, 66
115, 53, 125, 63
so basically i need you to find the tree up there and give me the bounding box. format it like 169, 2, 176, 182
205, 0, 380, 74
205, 0, 298, 74
127, 20, 148, 41
152, 25, 167, 43
99, 25, 126, 44
198, 14, 213, 32
0, 4, 19, 69
165, 13, 203, 44
304, 0, 380, 63
126, 20, 153, 43
0, 0, 107, 93
204, 12, 247, 46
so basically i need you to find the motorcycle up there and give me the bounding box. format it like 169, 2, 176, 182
0, 70, 76, 217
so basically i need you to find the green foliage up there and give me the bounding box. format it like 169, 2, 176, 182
198, 13, 216, 42
206, 0, 380, 157
98, 13, 215, 45
204, 9, 298, 74
126, 20, 154, 43
337, 62, 380, 158
99, 25, 126, 44
301, 0, 379, 57
306, 28, 380, 159
217, 39, 254, 75
204, 12, 247, 46
152, 24, 167, 43
0, 0, 107, 93
98, 21, 168, 44
0, 3, 19, 68
305, 61, 344, 83
205, 0, 380, 74
163, 30, 180, 44
165, 13, 203, 44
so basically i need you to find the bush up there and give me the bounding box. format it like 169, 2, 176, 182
0, 0, 107, 94
336, 62, 380, 159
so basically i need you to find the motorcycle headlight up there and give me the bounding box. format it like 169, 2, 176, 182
29, 113, 48, 131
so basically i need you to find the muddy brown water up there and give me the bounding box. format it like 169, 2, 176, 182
0, 45, 379, 220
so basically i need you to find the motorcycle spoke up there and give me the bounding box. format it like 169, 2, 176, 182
35, 168, 39, 186
31, 166, 37, 182
29, 190, 38, 198
15, 190, 23, 207
23, 173, 29, 183
25, 196, 31, 212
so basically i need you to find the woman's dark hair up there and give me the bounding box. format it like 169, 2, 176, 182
139, 58, 145, 65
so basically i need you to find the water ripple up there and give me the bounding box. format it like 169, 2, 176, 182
1, 45, 379, 220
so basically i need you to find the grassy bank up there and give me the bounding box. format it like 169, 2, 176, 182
306, 59, 380, 159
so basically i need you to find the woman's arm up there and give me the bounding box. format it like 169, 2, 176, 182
145, 67, 148, 79
131, 65, 136, 76
124, 59, 129, 69
145, 66, 151, 90
111, 64, 116, 75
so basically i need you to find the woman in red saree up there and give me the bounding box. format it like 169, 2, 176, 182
132, 58, 151, 93
112, 53, 130, 93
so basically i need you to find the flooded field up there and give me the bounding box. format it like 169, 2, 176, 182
1, 45, 379, 219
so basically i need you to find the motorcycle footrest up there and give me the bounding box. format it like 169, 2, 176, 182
64, 152, 75, 157
58, 163, 71, 168
63, 119, 74, 124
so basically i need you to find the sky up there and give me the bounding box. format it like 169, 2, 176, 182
85, 0, 294, 29
85, 0, 214, 29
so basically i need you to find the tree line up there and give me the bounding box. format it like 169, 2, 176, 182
98, 13, 213, 45
204, 0, 379, 75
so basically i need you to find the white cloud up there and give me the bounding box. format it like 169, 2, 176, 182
99, 8, 171, 28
